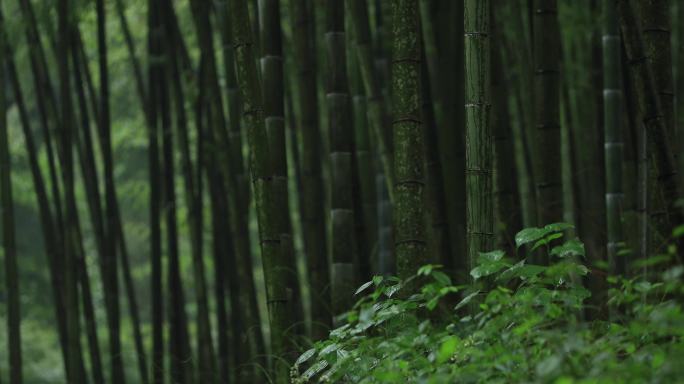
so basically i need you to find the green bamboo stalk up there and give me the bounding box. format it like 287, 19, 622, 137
95, 1, 126, 381
98, 7, 150, 381
637, 0, 675, 250
638, 0, 674, 138
71, 32, 107, 384
603, 0, 625, 274
620, 52, 641, 260
155, 5, 194, 380
167, 34, 217, 384
465, 0, 493, 270
392, 0, 426, 278
617, 0, 683, 244
421, 46, 451, 265
348, 0, 395, 201
372, 0, 395, 275
169, 2, 218, 381
499, 0, 537, 230
491, 7, 522, 254
533, 0, 562, 230
57, 0, 84, 381
325, 0, 359, 312
147, 1, 165, 382
18, 0, 65, 234
288, 0, 332, 340
420, 0, 467, 273
229, 0, 294, 379
216, 1, 268, 374
258, 0, 303, 333
5, 27, 73, 382
346, 2, 377, 283
0, 5, 22, 381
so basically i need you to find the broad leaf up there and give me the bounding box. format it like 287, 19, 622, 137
515, 227, 549, 248
478, 250, 505, 263
470, 262, 507, 280
550, 239, 586, 258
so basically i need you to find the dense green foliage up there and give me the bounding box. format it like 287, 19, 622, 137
292, 227, 684, 383
0, 0, 683, 383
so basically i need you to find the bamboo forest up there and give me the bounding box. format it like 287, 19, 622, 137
3, 0, 684, 383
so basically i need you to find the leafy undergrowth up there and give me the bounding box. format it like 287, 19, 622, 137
292, 224, 684, 383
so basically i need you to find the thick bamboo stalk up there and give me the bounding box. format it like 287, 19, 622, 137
258, 0, 303, 332
617, 0, 683, 244
498, 0, 537, 230
465, 0, 493, 270
637, 0, 675, 250
326, 0, 359, 311
348, 0, 395, 200
419, 0, 466, 273
349, 40, 377, 282
491, 8, 522, 255
533, 0, 563, 231
603, 0, 625, 274
216, 1, 268, 374
288, 0, 331, 340
229, 0, 295, 379
393, 0, 427, 278
421, 47, 451, 266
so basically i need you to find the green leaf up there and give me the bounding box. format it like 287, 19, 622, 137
417, 264, 435, 276
295, 348, 316, 366
426, 297, 439, 311
455, 291, 480, 310
437, 337, 459, 364
470, 262, 507, 280
478, 250, 505, 263
301, 360, 328, 380
673, 225, 684, 238
515, 227, 549, 248
432, 270, 452, 286
550, 239, 586, 258
319, 342, 340, 357
355, 280, 374, 296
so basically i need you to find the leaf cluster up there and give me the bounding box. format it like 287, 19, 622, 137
292, 225, 684, 383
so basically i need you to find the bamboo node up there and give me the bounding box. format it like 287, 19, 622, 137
392, 116, 421, 124
465, 167, 492, 176
391, 57, 420, 65
395, 239, 427, 246
466, 230, 494, 236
